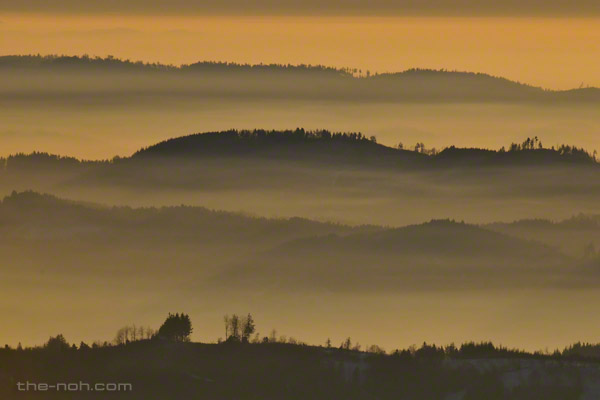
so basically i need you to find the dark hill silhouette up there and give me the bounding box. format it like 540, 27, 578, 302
131, 129, 422, 166
2, 132, 596, 173
130, 130, 597, 167
3, 132, 598, 212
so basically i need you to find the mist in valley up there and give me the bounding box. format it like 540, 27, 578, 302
3, 0, 600, 394
0, 187, 599, 352
1, 58, 600, 399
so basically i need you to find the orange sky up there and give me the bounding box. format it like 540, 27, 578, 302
1, 14, 599, 89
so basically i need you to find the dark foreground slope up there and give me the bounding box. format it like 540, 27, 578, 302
0, 339, 592, 400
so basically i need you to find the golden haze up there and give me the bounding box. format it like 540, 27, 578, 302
1, 13, 599, 90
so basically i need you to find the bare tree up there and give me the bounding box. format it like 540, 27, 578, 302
229, 314, 240, 340
241, 313, 256, 342
124, 326, 131, 343
224, 314, 230, 340
269, 329, 277, 343
114, 327, 126, 345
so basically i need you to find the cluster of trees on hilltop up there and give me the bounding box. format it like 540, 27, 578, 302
0, 55, 176, 71
113, 314, 191, 344
114, 325, 157, 345
223, 314, 256, 343
182, 61, 351, 76
157, 313, 193, 342
136, 128, 377, 153
0, 151, 105, 171
215, 128, 376, 143
504, 136, 598, 159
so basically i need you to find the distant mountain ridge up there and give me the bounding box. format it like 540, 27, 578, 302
0, 55, 347, 76
276, 218, 560, 259
2, 55, 599, 103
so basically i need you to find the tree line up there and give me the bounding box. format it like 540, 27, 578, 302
6, 312, 600, 364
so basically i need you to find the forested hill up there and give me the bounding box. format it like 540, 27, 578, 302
131, 130, 598, 167
2, 55, 599, 103
131, 129, 421, 165
1, 130, 597, 172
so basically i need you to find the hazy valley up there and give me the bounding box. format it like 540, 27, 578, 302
2, 50, 600, 399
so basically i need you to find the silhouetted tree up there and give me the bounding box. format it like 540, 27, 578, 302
341, 337, 352, 350
158, 313, 193, 342
227, 314, 241, 341
45, 334, 70, 352
241, 313, 256, 343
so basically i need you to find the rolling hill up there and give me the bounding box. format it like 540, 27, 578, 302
216, 218, 574, 291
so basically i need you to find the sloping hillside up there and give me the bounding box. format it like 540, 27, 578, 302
216, 219, 574, 291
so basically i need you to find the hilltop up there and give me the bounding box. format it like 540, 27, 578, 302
131, 129, 422, 167
218, 218, 573, 291
132, 130, 598, 167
